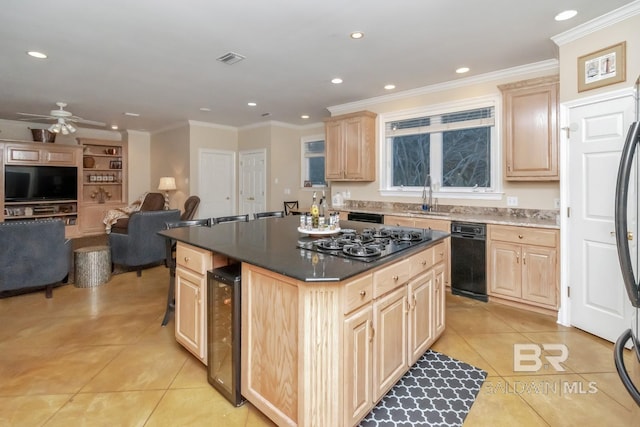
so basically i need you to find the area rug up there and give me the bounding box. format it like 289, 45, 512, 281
360, 350, 487, 427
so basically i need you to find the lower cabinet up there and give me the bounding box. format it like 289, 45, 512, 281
344, 305, 373, 427
487, 224, 559, 310
174, 242, 227, 364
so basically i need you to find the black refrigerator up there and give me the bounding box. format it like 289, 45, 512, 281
613, 75, 640, 413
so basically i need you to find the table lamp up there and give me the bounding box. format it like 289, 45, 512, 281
158, 176, 176, 209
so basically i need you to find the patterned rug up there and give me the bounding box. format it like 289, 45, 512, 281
360, 350, 487, 427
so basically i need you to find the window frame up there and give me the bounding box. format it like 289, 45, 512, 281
378, 96, 503, 200
300, 134, 327, 188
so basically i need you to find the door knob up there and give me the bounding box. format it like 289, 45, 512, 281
628, 231, 634, 241
248, 197, 255, 201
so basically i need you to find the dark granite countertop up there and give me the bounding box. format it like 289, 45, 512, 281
158, 216, 449, 282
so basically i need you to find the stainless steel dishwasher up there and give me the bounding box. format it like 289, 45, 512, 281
450, 221, 488, 302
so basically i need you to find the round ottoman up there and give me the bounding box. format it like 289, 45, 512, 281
74, 245, 111, 288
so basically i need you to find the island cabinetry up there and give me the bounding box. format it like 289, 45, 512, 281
174, 242, 228, 364
241, 242, 448, 427
487, 224, 559, 311
498, 75, 559, 181
324, 111, 377, 181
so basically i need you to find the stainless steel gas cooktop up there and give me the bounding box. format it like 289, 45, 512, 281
297, 226, 432, 262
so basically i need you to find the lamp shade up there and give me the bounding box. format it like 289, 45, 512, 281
158, 176, 177, 191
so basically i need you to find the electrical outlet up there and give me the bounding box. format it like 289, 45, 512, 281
507, 196, 518, 207
284, 188, 291, 195
554, 198, 560, 209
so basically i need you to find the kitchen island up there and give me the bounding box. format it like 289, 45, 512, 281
160, 216, 449, 427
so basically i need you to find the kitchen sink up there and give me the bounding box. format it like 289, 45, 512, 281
407, 210, 450, 217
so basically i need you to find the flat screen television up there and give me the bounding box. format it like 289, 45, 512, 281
4, 165, 78, 202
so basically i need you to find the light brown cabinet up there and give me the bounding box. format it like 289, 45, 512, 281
343, 304, 373, 426
324, 111, 377, 181
487, 224, 559, 310
499, 75, 559, 181
77, 138, 128, 235
1, 140, 82, 238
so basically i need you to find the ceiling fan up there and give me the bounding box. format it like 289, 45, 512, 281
17, 102, 106, 135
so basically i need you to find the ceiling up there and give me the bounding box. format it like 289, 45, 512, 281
0, 0, 635, 133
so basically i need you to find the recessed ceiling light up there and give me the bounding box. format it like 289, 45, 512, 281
555, 10, 577, 21
456, 67, 470, 74
384, 84, 396, 90
350, 31, 364, 39
27, 51, 47, 59
301, 115, 310, 119
331, 78, 343, 84
248, 102, 257, 107
123, 112, 140, 117
111, 124, 119, 130
199, 107, 211, 112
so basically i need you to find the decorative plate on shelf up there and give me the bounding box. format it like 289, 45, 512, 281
297, 227, 341, 236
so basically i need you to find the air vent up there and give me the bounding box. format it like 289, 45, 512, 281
216, 52, 246, 65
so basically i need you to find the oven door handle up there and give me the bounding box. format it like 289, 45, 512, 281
614, 328, 640, 406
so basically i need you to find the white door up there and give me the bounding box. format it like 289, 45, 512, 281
568, 90, 636, 342
198, 149, 235, 218
239, 150, 266, 217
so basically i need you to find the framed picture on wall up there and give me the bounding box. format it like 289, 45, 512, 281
578, 42, 626, 92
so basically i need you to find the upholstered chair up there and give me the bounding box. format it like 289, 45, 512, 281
109, 209, 180, 276
0, 219, 71, 298
110, 192, 166, 234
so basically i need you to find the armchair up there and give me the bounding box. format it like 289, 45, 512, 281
181, 195, 200, 221
0, 219, 71, 298
110, 192, 165, 234
109, 210, 180, 276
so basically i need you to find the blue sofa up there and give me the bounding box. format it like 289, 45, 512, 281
0, 219, 71, 298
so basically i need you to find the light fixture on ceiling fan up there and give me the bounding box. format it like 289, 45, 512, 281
17, 102, 106, 134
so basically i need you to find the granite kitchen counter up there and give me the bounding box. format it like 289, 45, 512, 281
158, 215, 449, 282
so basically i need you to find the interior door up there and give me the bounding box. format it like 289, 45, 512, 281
568, 92, 635, 342
239, 150, 266, 217
198, 149, 235, 218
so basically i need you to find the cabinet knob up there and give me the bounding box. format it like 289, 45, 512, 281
359, 290, 366, 297
518, 234, 523, 239
421, 260, 427, 266
392, 275, 399, 281
184, 256, 190, 263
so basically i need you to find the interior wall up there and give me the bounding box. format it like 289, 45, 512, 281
270, 124, 302, 211
151, 124, 190, 210
126, 130, 151, 204
557, 14, 639, 103
326, 66, 562, 210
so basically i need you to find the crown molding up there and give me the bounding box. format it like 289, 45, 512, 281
239, 119, 324, 131
551, 1, 640, 46
327, 60, 559, 116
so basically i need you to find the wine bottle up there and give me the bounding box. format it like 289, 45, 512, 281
311, 191, 319, 229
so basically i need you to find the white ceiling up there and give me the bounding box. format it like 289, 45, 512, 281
0, 0, 635, 133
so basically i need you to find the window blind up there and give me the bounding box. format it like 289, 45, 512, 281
386, 106, 494, 137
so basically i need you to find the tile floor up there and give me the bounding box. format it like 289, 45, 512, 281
0, 266, 636, 426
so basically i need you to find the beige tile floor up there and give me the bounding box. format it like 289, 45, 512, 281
0, 266, 637, 426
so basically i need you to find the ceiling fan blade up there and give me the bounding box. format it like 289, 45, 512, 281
17, 112, 54, 119
69, 117, 106, 127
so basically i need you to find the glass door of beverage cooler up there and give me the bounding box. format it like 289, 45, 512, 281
207, 263, 244, 406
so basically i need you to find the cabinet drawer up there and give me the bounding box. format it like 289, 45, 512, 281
7, 146, 41, 163
489, 225, 557, 247
433, 241, 447, 265
344, 273, 373, 314
373, 258, 411, 298
45, 148, 76, 165
176, 242, 211, 275
408, 247, 434, 277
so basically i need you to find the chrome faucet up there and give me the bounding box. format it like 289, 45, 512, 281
422, 175, 432, 211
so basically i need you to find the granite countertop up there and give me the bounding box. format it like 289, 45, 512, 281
335, 204, 560, 230
158, 216, 449, 282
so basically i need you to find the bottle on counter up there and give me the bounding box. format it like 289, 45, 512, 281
310, 192, 319, 229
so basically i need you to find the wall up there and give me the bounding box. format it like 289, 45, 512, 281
325, 65, 562, 210
150, 124, 190, 210
126, 130, 151, 203
270, 124, 302, 211
557, 13, 639, 102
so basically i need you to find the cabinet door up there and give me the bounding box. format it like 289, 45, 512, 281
80, 203, 125, 234
433, 263, 446, 338
407, 271, 433, 365
344, 305, 373, 426
522, 245, 558, 308
373, 286, 407, 401
343, 116, 367, 179
175, 267, 207, 363
324, 120, 344, 180
502, 77, 558, 180
488, 241, 521, 298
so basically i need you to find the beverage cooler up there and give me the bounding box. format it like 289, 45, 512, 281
207, 263, 244, 406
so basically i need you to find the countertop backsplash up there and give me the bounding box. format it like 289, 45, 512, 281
338, 200, 560, 229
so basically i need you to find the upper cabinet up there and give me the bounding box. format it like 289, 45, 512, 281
499, 75, 559, 181
324, 111, 377, 181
